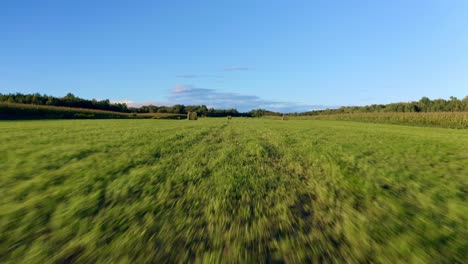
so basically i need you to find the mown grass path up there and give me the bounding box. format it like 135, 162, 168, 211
1, 119, 467, 263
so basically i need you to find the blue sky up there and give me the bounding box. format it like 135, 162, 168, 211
1, 0, 468, 112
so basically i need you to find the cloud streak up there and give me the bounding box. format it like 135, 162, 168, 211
169, 85, 331, 112
222, 66, 252, 71
176, 74, 223, 79
113, 86, 336, 112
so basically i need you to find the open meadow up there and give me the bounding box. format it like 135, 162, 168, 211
291, 112, 468, 129
1, 118, 467, 263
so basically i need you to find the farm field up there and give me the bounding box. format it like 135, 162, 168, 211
1, 119, 467, 263
274, 112, 468, 129
0, 102, 186, 120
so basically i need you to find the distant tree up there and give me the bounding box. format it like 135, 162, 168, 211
172, 104, 185, 114
147, 105, 157, 113
157, 107, 168, 113
462, 96, 468, 111
419, 97, 431, 112
449, 96, 462, 111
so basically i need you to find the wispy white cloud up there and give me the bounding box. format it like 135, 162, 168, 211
112, 85, 335, 112
168, 85, 331, 112
176, 74, 223, 79
222, 66, 252, 71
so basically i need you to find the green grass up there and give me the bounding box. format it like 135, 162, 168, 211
1, 119, 467, 263
0, 102, 186, 119
281, 112, 468, 129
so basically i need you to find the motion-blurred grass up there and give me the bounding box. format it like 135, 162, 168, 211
1, 119, 467, 263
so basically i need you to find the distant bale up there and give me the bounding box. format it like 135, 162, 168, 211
187, 112, 198, 120
282, 115, 289, 120
227, 115, 232, 120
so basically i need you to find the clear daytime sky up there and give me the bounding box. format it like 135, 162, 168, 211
1, 0, 468, 112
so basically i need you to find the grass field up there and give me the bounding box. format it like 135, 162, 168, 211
272, 112, 468, 129
1, 119, 467, 263
0, 103, 186, 119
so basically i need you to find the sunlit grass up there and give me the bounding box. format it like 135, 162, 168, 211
284, 112, 468, 129
1, 119, 467, 263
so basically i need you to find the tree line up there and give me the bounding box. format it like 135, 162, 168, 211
0, 93, 129, 113
0, 93, 252, 117
130, 104, 248, 117
2, 93, 467, 117
293, 96, 468, 116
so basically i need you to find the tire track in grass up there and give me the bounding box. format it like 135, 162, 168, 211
251, 121, 352, 262
187, 119, 349, 262
264, 121, 354, 262
268, 119, 468, 263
